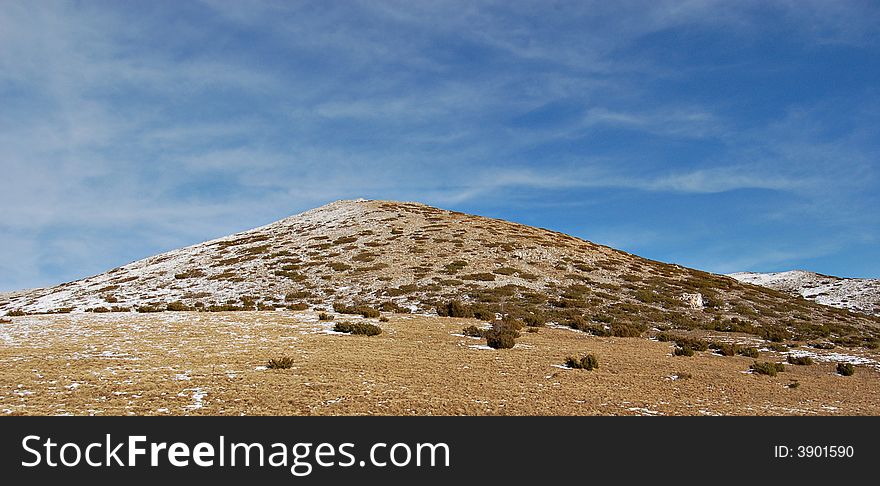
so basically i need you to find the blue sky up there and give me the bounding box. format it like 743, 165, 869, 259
1, 1, 879, 291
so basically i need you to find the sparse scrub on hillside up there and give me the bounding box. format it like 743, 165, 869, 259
286, 303, 308, 311
436, 300, 473, 318
332, 302, 380, 318
379, 301, 411, 313
462, 272, 496, 282
462, 325, 485, 338
751, 361, 785, 376
136, 305, 163, 313
166, 301, 191, 312
837, 363, 855, 376
7, 310, 26, 317
484, 319, 520, 349
739, 347, 759, 358
267, 356, 295, 369
333, 321, 382, 336
318, 312, 332, 321
565, 354, 599, 370
674, 346, 695, 357
174, 269, 204, 279
787, 355, 813, 365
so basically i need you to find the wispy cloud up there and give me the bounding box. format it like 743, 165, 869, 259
0, 0, 878, 289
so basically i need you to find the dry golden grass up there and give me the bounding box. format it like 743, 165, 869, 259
1, 311, 878, 416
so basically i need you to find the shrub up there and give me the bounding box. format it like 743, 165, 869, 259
837, 363, 855, 376
673, 337, 708, 352
674, 346, 694, 357
565, 354, 599, 370
267, 356, 295, 369
470, 305, 496, 321
738, 347, 759, 358
769, 343, 789, 352
715, 343, 738, 356
379, 316, 389, 322
166, 301, 190, 312
787, 381, 800, 389
610, 322, 646, 338
437, 300, 473, 318
0, 318, 11, 324
810, 342, 835, 350
656, 332, 673, 342
318, 312, 333, 321
486, 332, 516, 349
286, 303, 309, 311
462, 325, 485, 338
334, 321, 382, 336
7, 310, 26, 317
787, 355, 813, 366
88, 307, 111, 313
379, 301, 411, 313
751, 361, 785, 376
523, 314, 546, 327
333, 302, 380, 318
462, 272, 496, 282
136, 305, 162, 313
484, 320, 520, 349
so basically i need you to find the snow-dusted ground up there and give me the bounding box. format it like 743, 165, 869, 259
728, 270, 880, 316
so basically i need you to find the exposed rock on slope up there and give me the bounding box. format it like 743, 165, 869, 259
2, 199, 879, 347
729, 271, 880, 316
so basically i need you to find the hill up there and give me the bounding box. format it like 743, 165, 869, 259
3, 199, 879, 349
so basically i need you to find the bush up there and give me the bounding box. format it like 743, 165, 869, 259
318, 312, 333, 321
486, 332, 516, 349
837, 363, 855, 376
462, 325, 485, 338
334, 321, 382, 336
333, 302, 380, 318
715, 343, 738, 356
565, 354, 599, 370
787, 355, 813, 366
751, 361, 785, 376
484, 320, 520, 349
769, 343, 789, 352
523, 314, 546, 327
7, 310, 26, 317
611, 322, 646, 338
267, 356, 295, 369
674, 346, 694, 357
136, 305, 162, 313
379, 316, 389, 322
437, 300, 473, 318
673, 337, 708, 352
0, 318, 11, 324
286, 303, 309, 311
166, 301, 190, 312
738, 347, 759, 358
88, 307, 111, 313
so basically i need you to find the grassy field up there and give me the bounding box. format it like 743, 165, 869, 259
1, 311, 878, 416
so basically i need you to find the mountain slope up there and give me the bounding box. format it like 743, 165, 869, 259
2, 199, 879, 348
728, 271, 880, 316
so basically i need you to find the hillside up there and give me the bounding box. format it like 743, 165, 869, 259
729, 271, 880, 316
2, 199, 879, 349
